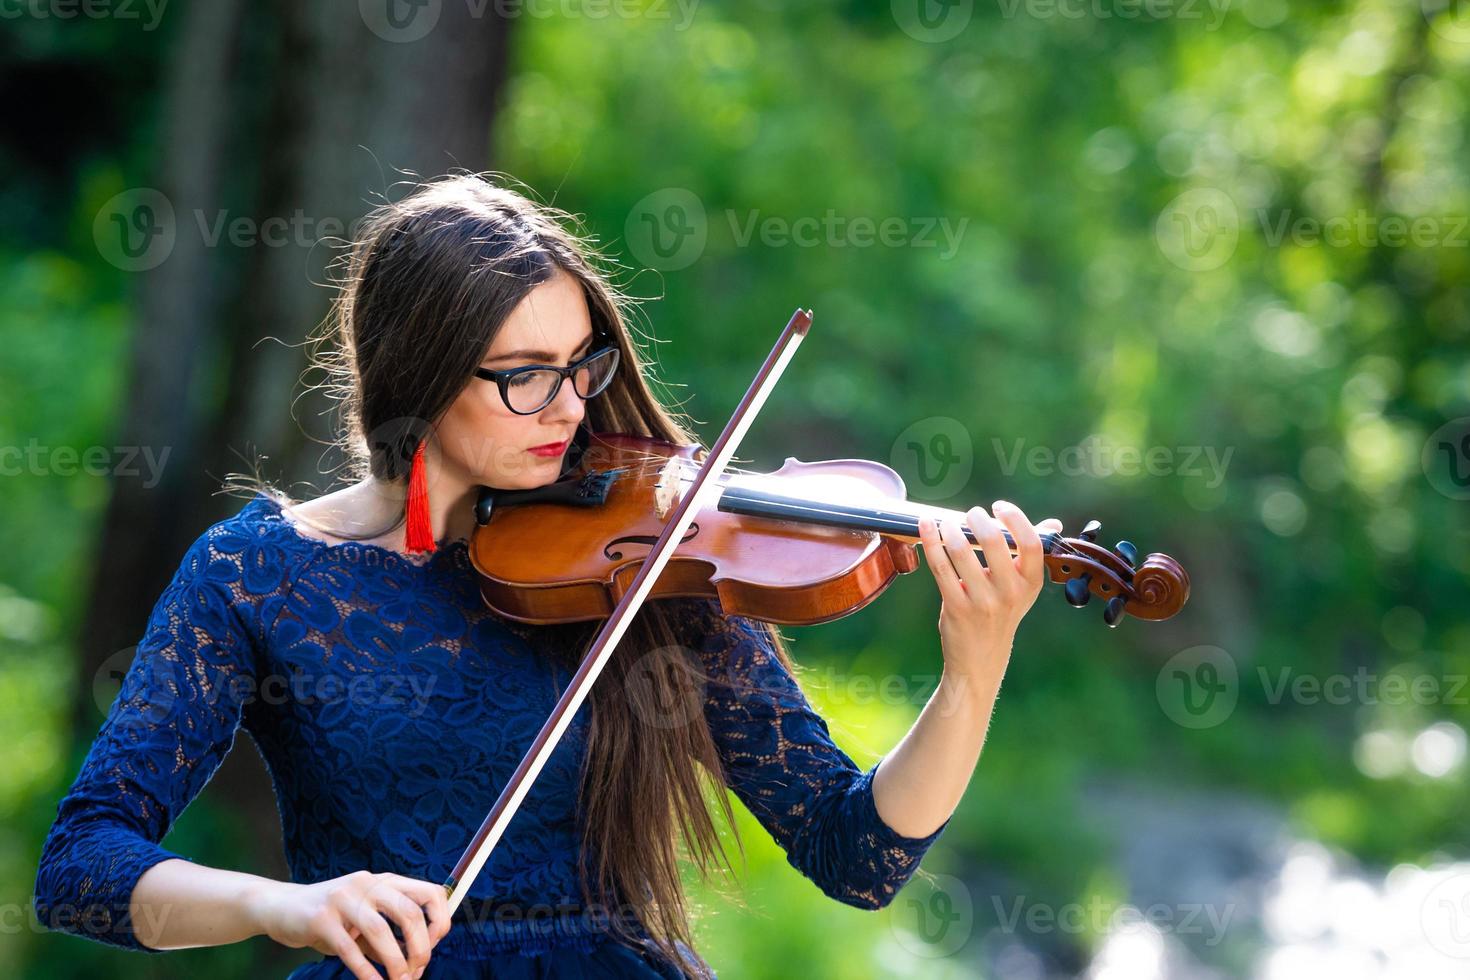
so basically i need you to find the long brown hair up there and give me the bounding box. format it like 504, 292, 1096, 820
228, 172, 800, 977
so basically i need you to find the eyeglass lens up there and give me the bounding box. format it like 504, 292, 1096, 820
504, 347, 618, 413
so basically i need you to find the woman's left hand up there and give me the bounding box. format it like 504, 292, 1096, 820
916, 501, 1063, 683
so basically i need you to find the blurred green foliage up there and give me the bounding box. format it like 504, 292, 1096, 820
4, 0, 1469, 976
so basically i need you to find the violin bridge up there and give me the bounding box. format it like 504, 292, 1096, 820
653, 458, 684, 520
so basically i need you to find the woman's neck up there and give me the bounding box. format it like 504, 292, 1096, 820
371, 467, 481, 548
286, 471, 479, 551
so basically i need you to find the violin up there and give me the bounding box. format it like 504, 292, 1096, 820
468, 431, 1190, 630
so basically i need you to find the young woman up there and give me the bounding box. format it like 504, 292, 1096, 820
33, 174, 1061, 980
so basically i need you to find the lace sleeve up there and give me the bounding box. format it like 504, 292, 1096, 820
694, 603, 950, 910
32, 523, 265, 952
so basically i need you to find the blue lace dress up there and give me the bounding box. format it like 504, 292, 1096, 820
33, 491, 950, 977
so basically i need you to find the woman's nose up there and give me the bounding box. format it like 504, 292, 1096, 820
544, 374, 586, 424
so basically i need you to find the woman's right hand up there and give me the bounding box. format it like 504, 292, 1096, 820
250, 870, 452, 980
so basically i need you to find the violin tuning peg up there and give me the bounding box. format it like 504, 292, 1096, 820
1103, 595, 1127, 627
1114, 540, 1137, 569
1064, 574, 1092, 607
1080, 520, 1101, 543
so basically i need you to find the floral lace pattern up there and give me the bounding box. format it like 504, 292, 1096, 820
34, 491, 949, 964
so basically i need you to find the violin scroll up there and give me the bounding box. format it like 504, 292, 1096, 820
1043, 520, 1190, 628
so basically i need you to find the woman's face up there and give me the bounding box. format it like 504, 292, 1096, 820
435, 266, 598, 491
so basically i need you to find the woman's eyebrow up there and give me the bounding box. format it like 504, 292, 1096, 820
483, 333, 595, 364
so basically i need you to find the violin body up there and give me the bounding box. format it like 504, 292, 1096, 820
468, 432, 1190, 629
470, 433, 923, 625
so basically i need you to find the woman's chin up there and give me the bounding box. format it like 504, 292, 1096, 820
480, 467, 564, 491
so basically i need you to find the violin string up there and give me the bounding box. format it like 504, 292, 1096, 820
717, 487, 1087, 564
579, 457, 1091, 561
582, 458, 1090, 559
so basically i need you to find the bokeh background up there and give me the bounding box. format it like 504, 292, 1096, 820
4, 0, 1470, 976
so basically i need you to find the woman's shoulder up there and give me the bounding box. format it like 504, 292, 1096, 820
135, 492, 314, 655
206, 484, 387, 547
208, 488, 306, 542
182, 489, 324, 591
280, 482, 406, 544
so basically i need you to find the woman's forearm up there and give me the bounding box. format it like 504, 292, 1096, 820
128, 857, 277, 949
871, 505, 1057, 840
870, 658, 1005, 839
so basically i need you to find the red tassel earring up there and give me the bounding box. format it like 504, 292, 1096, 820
404, 439, 436, 554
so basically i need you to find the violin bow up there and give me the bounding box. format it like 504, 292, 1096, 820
441, 308, 814, 914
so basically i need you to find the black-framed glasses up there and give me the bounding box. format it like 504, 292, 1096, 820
473, 341, 621, 415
